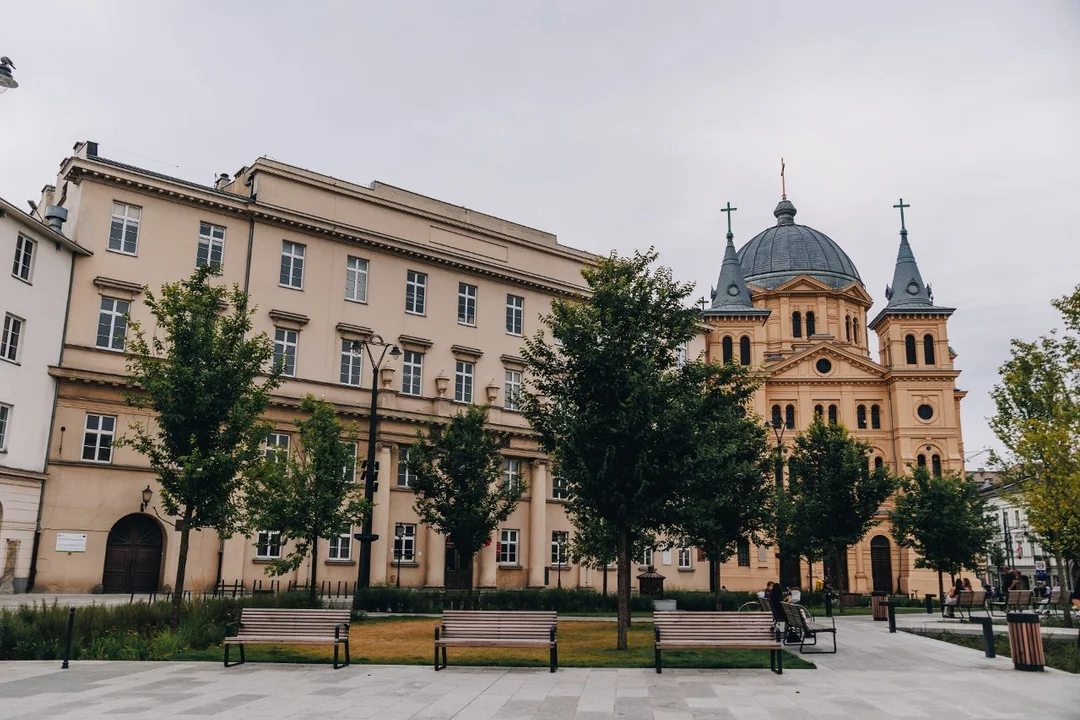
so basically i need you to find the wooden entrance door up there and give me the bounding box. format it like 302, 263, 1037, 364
102, 514, 162, 593
870, 535, 893, 593
444, 541, 473, 590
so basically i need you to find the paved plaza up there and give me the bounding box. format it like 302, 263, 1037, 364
0, 614, 1076, 719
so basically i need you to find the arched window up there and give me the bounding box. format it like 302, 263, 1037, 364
739, 336, 751, 366
722, 336, 733, 364
857, 405, 867, 429
874, 457, 884, 470
871, 404, 881, 429
917, 454, 927, 468
814, 404, 824, 418
853, 323, 859, 344
785, 404, 796, 429
806, 311, 816, 336
792, 312, 802, 338
845, 316, 851, 342
771, 404, 782, 428
923, 334, 936, 365
828, 404, 838, 425
905, 334, 917, 365
931, 454, 942, 477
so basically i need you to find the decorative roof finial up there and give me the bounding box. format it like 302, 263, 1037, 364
780, 157, 787, 200
720, 201, 737, 241
893, 198, 910, 236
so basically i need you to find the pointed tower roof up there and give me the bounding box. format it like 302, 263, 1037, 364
869, 199, 954, 329
706, 204, 770, 318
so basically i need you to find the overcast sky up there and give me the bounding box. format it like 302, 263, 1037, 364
2, 1, 1077, 461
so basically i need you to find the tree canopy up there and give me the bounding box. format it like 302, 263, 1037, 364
121, 265, 281, 627
245, 395, 368, 604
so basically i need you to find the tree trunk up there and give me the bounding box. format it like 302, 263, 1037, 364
1055, 552, 1073, 629
309, 536, 319, 606
170, 508, 193, 630
602, 565, 608, 597
713, 559, 722, 609
616, 531, 632, 650
937, 570, 945, 617
806, 557, 813, 592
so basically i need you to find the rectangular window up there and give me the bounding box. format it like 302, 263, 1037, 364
505, 294, 524, 335
196, 222, 225, 268
393, 524, 416, 562
345, 256, 368, 303
82, 413, 116, 463
279, 241, 305, 289
401, 350, 423, 396
0, 403, 10, 451
640, 547, 654, 568
397, 446, 415, 487
504, 370, 522, 411
405, 270, 427, 315
339, 339, 362, 386
678, 547, 692, 569
341, 441, 357, 483
498, 529, 519, 564
274, 328, 298, 377
12, 234, 35, 283
109, 202, 141, 255
328, 534, 351, 560
454, 360, 473, 403
551, 472, 568, 500
265, 432, 290, 462
256, 531, 282, 559
96, 297, 129, 351
457, 282, 477, 325
502, 458, 522, 493
675, 342, 688, 368
1, 314, 23, 363
737, 539, 751, 567
551, 531, 569, 567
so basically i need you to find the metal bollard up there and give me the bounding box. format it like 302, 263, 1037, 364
924, 594, 935, 614
886, 602, 896, 633
824, 593, 833, 618
60, 607, 75, 669
970, 617, 996, 658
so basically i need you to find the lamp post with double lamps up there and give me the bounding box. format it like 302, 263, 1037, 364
350, 334, 401, 602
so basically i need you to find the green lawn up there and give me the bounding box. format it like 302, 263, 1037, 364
903, 629, 1079, 674
174, 617, 813, 669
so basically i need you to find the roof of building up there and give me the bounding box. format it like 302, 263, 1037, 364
736, 199, 862, 290
0, 195, 92, 256
707, 228, 770, 317
869, 225, 954, 328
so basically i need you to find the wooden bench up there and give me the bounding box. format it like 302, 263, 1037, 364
1037, 589, 1062, 615
954, 590, 987, 620
780, 602, 836, 654
652, 611, 783, 674
990, 589, 1033, 616
224, 608, 351, 669
434, 610, 558, 672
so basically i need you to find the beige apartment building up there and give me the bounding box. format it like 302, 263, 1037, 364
30, 141, 966, 598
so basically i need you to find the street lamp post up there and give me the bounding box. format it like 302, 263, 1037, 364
767, 420, 798, 589
556, 536, 563, 589
394, 524, 404, 589
351, 335, 401, 601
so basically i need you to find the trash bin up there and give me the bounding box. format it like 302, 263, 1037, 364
637, 570, 665, 599
1006, 612, 1044, 671
871, 591, 889, 621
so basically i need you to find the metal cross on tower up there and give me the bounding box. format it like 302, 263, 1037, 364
893, 198, 911, 233
720, 201, 737, 240
780, 158, 787, 200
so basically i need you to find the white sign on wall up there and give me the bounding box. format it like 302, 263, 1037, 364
1034, 560, 1046, 571
55, 533, 88, 553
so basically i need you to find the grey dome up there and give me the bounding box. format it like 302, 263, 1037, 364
736, 199, 862, 290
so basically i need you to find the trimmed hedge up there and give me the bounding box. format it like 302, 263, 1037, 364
354, 586, 655, 614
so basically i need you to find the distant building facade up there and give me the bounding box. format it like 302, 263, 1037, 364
975, 471, 1057, 588
0, 194, 90, 593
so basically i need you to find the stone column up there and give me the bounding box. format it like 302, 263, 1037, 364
369, 442, 394, 585
425, 524, 445, 588
854, 539, 867, 592
478, 531, 497, 589
528, 460, 548, 588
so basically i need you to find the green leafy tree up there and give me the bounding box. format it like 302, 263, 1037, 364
569, 517, 619, 597
521, 248, 702, 650
888, 466, 997, 609
245, 395, 368, 605
120, 266, 282, 628
785, 417, 895, 590
406, 404, 523, 592
991, 285, 1080, 626
667, 362, 773, 604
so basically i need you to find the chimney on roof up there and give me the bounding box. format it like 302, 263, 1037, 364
72, 140, 99, 158
44, 205, 68, 234
214, 173, 231, 190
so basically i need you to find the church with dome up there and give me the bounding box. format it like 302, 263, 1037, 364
703, 195, 963, 596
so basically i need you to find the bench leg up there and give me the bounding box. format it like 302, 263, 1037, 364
550, 644, 557, 673
225, 644, 245, 667
434, 644, 440, 671
655, 646, 662, 674
344, 639, 351, 667
442, 646, 447, 669
223, 644, 229, 668
333, 644, 340, 670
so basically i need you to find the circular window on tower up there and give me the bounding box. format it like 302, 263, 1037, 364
815, 358, 832, 375
917, 404, 934, 421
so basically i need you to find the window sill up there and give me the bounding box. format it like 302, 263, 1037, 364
391, 485, 415, 493
458, 322, 477, 328
405, 310, 426, 317
12, 274, 31, 286
0, 358, 20, 366
502, 407, 521, 414
94, 346, 125, 354
252, 557, 281, 564
505, 332, 523, 338
106, 248, 139, 258
678, 568, 695, 573
325, 559, 355, 566
277, 283, 304, 291
80, 458, 113, 465
498, 563, 522, 570
391, 561, 419, 568
345, 297, 368, 305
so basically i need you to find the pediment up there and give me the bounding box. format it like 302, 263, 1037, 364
769, 276, 835, 294
767, 343, 886, 381
751, 275, 874, 306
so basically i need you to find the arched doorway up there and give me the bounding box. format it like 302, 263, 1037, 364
870, 535, 892, 593
102, 514, 162, 593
